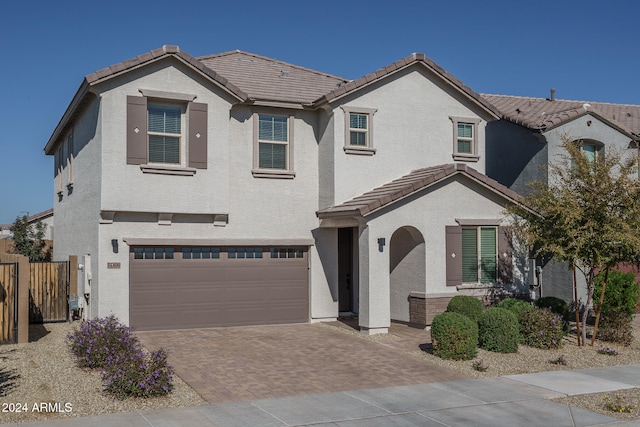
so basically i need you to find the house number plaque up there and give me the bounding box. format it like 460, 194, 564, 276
107, 262, 121, 269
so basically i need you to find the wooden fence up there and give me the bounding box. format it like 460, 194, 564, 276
0, 262, 18, 343
29, 261, 68, 323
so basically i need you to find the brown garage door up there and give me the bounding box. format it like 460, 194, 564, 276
130, 246, 309, 331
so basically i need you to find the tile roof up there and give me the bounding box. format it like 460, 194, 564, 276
313, 53, 501, 118
198, 51, 348, 105
85, 45, 248, 101
316, 163, 523, 219
482, 94, 640, 137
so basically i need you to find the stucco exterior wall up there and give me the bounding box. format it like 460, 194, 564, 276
97, 60, 234, 215
52, 95, 102, 314
329, 66, 494, 206
71, 59, 327, 322
486, 120, 547, 196
359, 175, 526, 329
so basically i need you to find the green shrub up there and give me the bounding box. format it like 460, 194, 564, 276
446, 295, 483, 323
497, 298, 533, 318
535, 296, 569, 319
431, 312, 478, 360
594, 270, 640, 319
598, 311, 633, 346
477, 308, 520, 353
519, 307, 565, 349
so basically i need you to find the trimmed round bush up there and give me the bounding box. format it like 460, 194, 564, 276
519, 307, 564, 349
446, 295, 483, 323
431, 312, 478, 360
535, 296, 568, 319
497, 298, 533, 318
478, 307, 520, 353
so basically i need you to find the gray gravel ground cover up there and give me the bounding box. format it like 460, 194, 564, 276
3, 319, 640, 424
0, 322, 205, 424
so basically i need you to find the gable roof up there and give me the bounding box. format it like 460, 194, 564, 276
46, 46, 503, 154
316, 163, 523, 219
45, 45, 250, 154
313, 53, 501, 119
197, 50, 347, 105
483, 94, 640, 138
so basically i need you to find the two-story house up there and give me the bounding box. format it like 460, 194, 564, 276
44, 45, 528, 333
484, 93, 640, 303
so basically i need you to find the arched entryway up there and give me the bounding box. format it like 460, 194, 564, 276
390, 226, 425, 322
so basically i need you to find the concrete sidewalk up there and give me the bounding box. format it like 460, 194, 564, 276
14, 364, 640, 426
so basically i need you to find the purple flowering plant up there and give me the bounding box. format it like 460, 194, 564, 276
67, 315, 173, 399
101, 348, 174, 400
518, 307, 565, 349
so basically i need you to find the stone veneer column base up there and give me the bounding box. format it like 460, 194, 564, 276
409, 292, 459, 328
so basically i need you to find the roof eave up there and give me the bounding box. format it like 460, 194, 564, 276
44, 79, 93, 155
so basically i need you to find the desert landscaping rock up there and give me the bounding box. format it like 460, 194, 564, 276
2, 320, 640, 424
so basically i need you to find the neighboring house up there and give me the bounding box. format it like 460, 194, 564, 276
0, 225, 11, 239
44, 45, 532, 333
483, 93, 640, 303
0, 209, 54, 240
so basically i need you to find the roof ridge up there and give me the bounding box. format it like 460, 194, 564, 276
482, 93, 640, 108
196, 50, 348, 82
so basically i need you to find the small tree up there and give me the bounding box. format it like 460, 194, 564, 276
507, 137, 640, 345
9, 215, 49, 261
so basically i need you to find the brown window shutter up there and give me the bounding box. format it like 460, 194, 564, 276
498, 226, 513, 284
188, 102, 208, 169
446, 226, 462, 286
127, 96, 147, 165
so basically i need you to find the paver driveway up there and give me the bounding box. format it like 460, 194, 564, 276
136, 322, 467, 403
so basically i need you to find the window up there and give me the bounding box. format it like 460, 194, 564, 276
461, 227, 497, 283
258, 114, 288, 169
148, 104, 183, 165
66, 131, 74, 186
456, 123, 473, 154
133, 247, 174, 260
182, 247, 220, 259
571, 141, 603, 170
341, 107, 377, 155
270, 247, 304, 258
349, 113, 368, 146
126, 93, 208, 173
450, 117, 480, 161
228, 247, 263, 259
252, 113, 295, 178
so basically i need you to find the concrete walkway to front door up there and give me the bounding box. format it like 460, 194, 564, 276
136, 321, 464, 404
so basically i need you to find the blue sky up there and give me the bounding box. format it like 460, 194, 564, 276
1, 0, 638, 224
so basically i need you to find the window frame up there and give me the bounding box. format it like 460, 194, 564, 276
450, 116, 481, 162
66, 130, 74, 186
146, 101, 186, 167
341, 106, 377, 155
252, 112, 295, 179
127, 91, 207, 175
461, 226, 498, 284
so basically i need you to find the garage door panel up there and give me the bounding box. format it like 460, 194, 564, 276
130, 246, 309, 330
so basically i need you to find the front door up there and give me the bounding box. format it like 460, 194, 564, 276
338, 228, 354, 313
